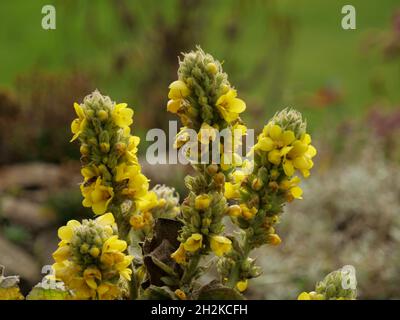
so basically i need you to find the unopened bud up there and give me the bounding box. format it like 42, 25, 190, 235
251, 178, 263, 191
100, 142, 110, 153
97, 110, 108, 121
206, 164, 219, 175
80, 144, 90, 156
89, 247, 100, 258
195, 194, 211, 210
213, 172, 225, 186
226, 205, 242, 217
268, 234, 281, 246
268, 181, 279, 191
206, 62, 218, 74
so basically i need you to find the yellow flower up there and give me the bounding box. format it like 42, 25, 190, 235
220, 152, 242, 171
268, 233, 282, 246
97, 282, 121, 300
101, 235, 128, 268
167, 99, 182, 114
52, 245, 71, 263
137, 191, 159, 212
236, 279, 248, 292
115, 255, 134, 281
126, 135, 140, 163
175, 289, 187, 300
115, 162, 140, 182
52, 214, 131, 300
298, 291, 325, 300
210, 235, 232, 257
198, 122, 218, 144
216, 89, 246, 122
122, 172, 149, 199
57, 220, 81, 247
96, 212, 116, 227
112, 103, 133, 130
130, 214, 145, 230
171, 244, 187, 265
297, 292, 311, 300
194, 194, 211, 210
81, 177, 114, 215
0, 287, 24, 300
224, 182, 240, 199
183, 233, 203, 252
280, 176, 303, 200
83, 267, 102, 290
81, 165, 100, 181
174, 127, 190, 149
70, 103, 87, 142
240, 204, 257, 220
280, 134, 317, 178
168, 80, 190, 100
226, 204, 242, 217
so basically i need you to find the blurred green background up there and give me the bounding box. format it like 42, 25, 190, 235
1, 0, 400, 298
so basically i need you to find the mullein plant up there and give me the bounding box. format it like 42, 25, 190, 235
220, 108, 317, 292
298, 267, 357, 300
1, 47, 357, 300
167, 48, 319, 298
0, 266, 24, 300
167, 48, 248, 298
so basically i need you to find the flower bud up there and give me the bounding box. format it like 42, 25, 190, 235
206, 164, 219, 175
268, 233, 281, 246
195, 194, 211, 210
100, 142, 110, 153
236, 279, 248, 292
206, 62, 218, 74
97, 110, 108, 121
213, 172, 225, 186
80, 144, 90, 156
114, 142, 126, 156
89, 247, 100, 258
251, 178, 263, 191
226, 205, 242, 217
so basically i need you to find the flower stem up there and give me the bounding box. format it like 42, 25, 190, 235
181, 254, 201, 287
227, 235, 251, 288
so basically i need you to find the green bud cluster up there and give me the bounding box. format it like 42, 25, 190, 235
78, 91, 134, 169
315, 268, 357, 300
269, 108, 306, 139
69, 219, 117, 268
179, 191, 226, 243
26, 278, 71, 300
178, 46, 231, 130
150, 184, 180, 219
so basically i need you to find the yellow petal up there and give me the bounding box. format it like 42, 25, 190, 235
229, 98, 246, 113
280, 146, 293, 156
268, 149, 281, 165
283, 160, 295, 177
302, 133, 312, 145
73, 103, 85, 119
298, 292, 311, 300
257, 137, 274, 151
293, 156, 311, 170
96, 212, 115, 226
168, 80, 189, 99
92, 201, 108, 215
58, 225, 73, 242
269, 125, 282, 140
167, 99, 181, 113
290, 186, 303, 199
282, 130, 295, 145
306, 145, 317, 158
